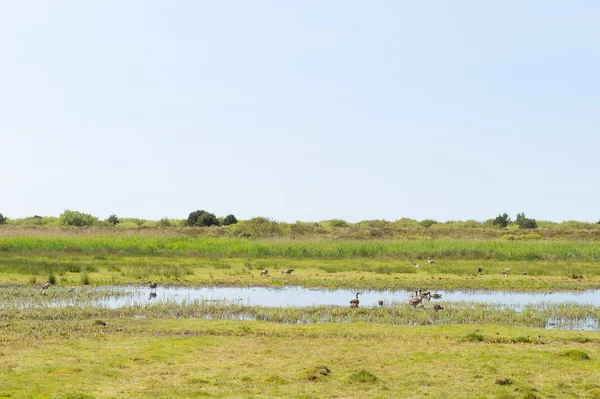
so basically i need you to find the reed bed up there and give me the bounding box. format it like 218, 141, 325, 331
2, 236, 600, 260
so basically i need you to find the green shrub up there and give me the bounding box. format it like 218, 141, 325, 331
420, 219, 438, 228
223, 214, 238, 226
157, 218, 172, 227
493, 213, 511, 228
187, 210, 219, 227
516, 213, 538, 229
59, 210, 98, 227
106, 214, 120, 225
328, 219, 349, 228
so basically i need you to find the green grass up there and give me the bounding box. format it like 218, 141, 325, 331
1, 253, 600, 291
1, 236, 600, 260
2, 293, 600, 330
1, 319, 600, 398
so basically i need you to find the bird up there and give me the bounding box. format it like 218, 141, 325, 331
68, 286, 76, 293
260, 269, 269, 276
427, 257, 436, 264
522, 271, 528, 275
350, 292, 361, 307
148, 281, 158, 291
433, 304, 444, 311
378, 300, 384, 307
502, 271, 509, 276
41, 281, 51, 290
407, 295, 423, 306
282, 269, 294, 275
477, 268, 483, 274
430, 293, 442, 299
416, 263, 422, 267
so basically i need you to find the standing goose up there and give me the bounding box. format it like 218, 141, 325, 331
427, 257, 436, 264
477, 268, 483, 274
148, 281, 158, 291
349, 292, 361, 307
260, 269, 269, 276
378, 300, 384, 307
41, 281, 51, 290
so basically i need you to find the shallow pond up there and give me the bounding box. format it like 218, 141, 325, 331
57, 285, 600, 309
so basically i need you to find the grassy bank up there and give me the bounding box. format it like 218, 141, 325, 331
1, 253, 600, 291
1, 235, 600, 260
1, 319, 599, 398
2, 297, 600, 330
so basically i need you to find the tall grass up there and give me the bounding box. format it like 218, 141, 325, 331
1, 236, 600, 260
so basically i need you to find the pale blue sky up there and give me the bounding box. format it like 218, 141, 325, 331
1, 1, 599, 222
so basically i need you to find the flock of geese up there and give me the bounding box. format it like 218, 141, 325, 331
37, 257, 526, 311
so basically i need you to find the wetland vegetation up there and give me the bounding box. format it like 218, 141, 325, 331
1, 226, 600, 397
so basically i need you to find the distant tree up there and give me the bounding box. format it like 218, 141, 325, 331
516, 213, 538, 229
420, 219, 438, 228
186, 210, 219, 227
0, 213, 6, 225
59, 209, 98, 227
106, 214, 120, 225
222, 214, 238, 226
492, 213, 511, 228
157, 217, 172, 227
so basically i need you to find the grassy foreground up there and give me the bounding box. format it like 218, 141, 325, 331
1, 319, 600, 398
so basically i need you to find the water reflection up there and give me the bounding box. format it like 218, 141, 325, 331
90, 285, 600, 309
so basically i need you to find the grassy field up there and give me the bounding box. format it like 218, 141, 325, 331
1, 235, 600, 260
2, 232, 600, 398
1, 252, 599, 291
1, 319, 600, 398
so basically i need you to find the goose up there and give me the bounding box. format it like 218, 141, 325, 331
42, 282, 50, 290
427, 257, 436, 264
349, 292, 361, 307
378, 300, 384, 307
522, 271, 528, 275
477, 268, 483, 274
407, 296, 423, 306
430, 293, 442, 299
433, 304, 444, 311
282, 269, 294, 275
260, 269, 269, 276
148, 281, 158, 291
416, 263, 422, 267
502, 270, 509, 276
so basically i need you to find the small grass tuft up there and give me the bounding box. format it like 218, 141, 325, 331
495, 377, 513, 386
465, 333, 484, 342
48, 273, 57, 285
80, 272, 91, 285
304, 365, 331, 381
558, 349, 591, 361
93, 320, 107, 326
263, 374, 287, 385
348, 369, 378, 384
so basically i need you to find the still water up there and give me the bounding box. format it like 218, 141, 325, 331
88, 285, 600, 309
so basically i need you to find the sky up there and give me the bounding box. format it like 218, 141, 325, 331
1, 1, 599, 223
